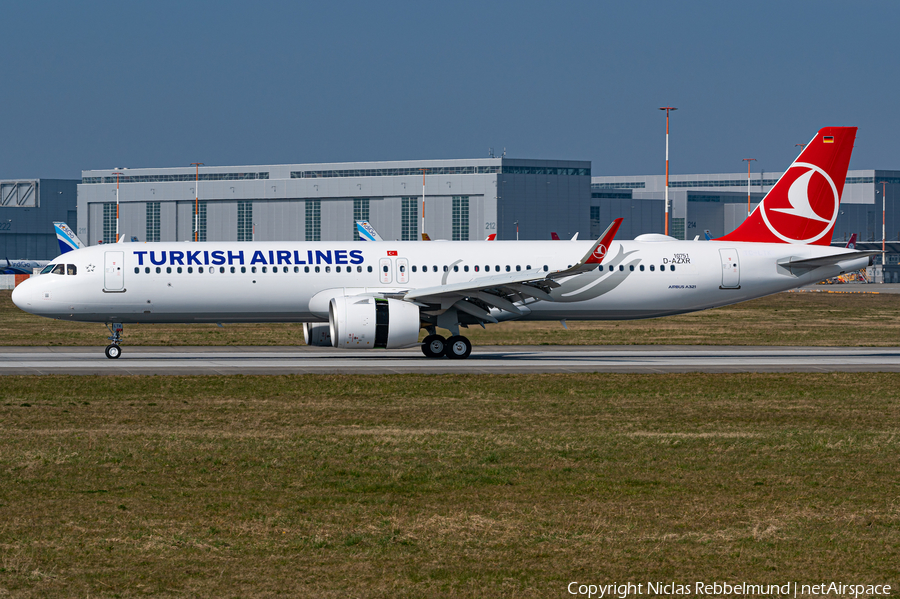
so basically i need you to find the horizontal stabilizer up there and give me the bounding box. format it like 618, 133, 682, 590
783, 251, 878, 269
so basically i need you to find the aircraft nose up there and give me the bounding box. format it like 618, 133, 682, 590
11, 279, 33, 311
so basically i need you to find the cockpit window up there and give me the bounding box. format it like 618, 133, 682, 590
40, 264, 55, 275
66, 264, 77, 275
51, 264, 65, 275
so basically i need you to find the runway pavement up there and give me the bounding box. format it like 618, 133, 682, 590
3, 345, 900, 374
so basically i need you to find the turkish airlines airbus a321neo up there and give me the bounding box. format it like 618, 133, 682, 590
13, 127, 874, 359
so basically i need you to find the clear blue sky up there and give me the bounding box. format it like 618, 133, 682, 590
2, 0, 898, 180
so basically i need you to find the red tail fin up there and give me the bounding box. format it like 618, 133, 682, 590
719, 127, 856, 245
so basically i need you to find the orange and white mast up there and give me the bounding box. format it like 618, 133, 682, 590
659, 107, 677, 236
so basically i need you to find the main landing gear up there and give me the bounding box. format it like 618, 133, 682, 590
105, 323, 123, 359
421, 334, 472, 359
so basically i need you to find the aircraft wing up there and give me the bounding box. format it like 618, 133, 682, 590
400, 219, 623, 322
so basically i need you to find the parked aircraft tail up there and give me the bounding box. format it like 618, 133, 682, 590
54, 222, 85, 254
355, 221, 383, 242
718, 127, 856, 246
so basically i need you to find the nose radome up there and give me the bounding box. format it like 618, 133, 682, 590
11, 279, 32, 310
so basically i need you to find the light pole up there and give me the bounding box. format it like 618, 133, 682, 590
659, 107, 677, 236
191, 163, 204, 242
881, 181, 887, 269
112, 171, 123, 242
514, 220, 519, 241
419, 168, 429, 240
743, 158, 757, 217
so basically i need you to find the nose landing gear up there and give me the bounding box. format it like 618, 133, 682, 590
105, 323, 123, 359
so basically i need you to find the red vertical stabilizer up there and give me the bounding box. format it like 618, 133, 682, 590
718, 127, 856, 245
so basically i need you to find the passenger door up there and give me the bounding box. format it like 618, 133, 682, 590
719, 248, 740, 289
104, 251, 125, 291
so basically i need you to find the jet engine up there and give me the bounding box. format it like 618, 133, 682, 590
328, 296, 421, 349
303, 322, 332, 347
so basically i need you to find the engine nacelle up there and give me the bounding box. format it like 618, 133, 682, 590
329, 296, 421, 349
303, 322, 332, 346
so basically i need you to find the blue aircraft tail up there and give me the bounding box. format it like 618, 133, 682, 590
54, 222, 85, 254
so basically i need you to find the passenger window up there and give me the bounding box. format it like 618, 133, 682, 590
134, 267, 139, 274
411, 265, 417, 273
305, 266, 310, 273
156, 267, 162, 274
177, 267, 183, 274
293, 266, 298, 273
251, 267, 256, 273
199, 267, 204, 273
640, 265, 645, 272
453, 265, 459, 272
336, 266, 341, 273
315, 266, 320, 273
670, 265, 675, 271
357, 266, 362, 273
495, 265, 500, 272
619, 265, 624, 271
146, 267, 151, 274
543, 265, 548, 272
282, 266, 287, 273
433, 266, 438, 272
400, 265, 406, 273
67, 264, 77, 275
188, 267, 193, 273
443, 266, 449, 272
506, 265, 511, 272
230, 266, 235, 273
382, 265, 389, 273
659, 265, 664, 272
40, 264, 55, 274
262, 267, 267, 273
516, 265, 521, 271
243, 267, 247, 273
51, 264, 65, 275
166, 267, 172, 274
629, 265, 635, 271
464, 265, 469, 272
608, 265, 614, 272
367, 266, 372, 273
650, 265, 655, 271
325, 266, 331, 273
527, 265, 531, 270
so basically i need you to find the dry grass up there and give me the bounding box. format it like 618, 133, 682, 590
1, 289, 900, 347
1, 374, 898, 597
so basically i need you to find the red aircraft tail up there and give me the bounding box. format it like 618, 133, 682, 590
718, 127, 856, 246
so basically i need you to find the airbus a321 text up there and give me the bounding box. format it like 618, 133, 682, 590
13, 127, 875, 359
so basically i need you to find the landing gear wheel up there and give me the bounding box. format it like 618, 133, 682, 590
444, 335, 472, 360
105, 344, 121, 359
422, 334, 447, 358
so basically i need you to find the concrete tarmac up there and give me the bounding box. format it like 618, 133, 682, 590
3, 345, 900, 375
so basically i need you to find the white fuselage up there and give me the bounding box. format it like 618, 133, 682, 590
12, 239, 867, 324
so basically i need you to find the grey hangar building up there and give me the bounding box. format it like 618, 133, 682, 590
4, 159, 899, 267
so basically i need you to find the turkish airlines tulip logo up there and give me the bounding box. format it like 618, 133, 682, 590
760, 162, 840, 244
592, 244, 607, 261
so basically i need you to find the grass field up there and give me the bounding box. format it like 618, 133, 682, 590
1, 374, 898, 597
1, 289, 899, 347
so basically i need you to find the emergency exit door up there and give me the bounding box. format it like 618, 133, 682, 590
104, 251, 125, 291
719, 248, 740, 289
